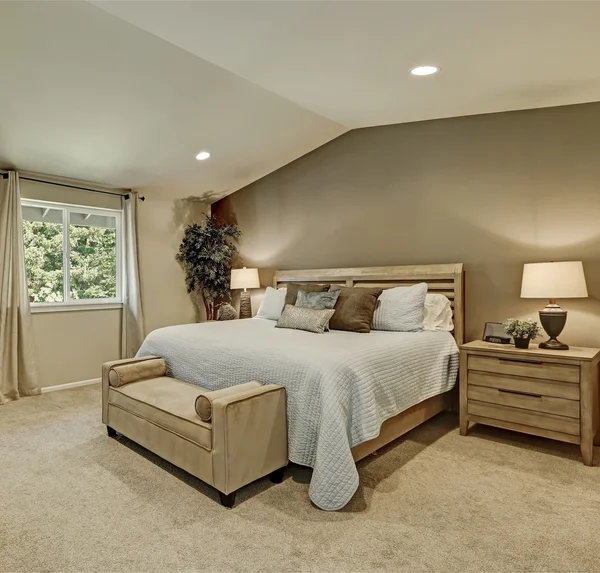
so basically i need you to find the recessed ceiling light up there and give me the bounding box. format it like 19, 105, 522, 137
195, 151, 211, 161
410, 65, 439, 76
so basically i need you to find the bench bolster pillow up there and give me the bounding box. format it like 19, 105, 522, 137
195, 382, 262, 421
108, 358, 167, 387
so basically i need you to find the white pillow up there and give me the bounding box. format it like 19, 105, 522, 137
256, 287, 287, 321
423, 293, 454, 332
371, 283, 428, 332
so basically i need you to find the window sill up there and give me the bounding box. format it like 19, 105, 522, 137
30, 302, 123, 314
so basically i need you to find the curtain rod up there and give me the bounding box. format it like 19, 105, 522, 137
1, 172, 145, 201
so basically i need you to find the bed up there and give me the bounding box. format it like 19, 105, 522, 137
137, 264, 464, 510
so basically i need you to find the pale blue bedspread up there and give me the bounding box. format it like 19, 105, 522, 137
138, 318, 458, 510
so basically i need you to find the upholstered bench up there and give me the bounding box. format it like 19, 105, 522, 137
101, 356, 288, 507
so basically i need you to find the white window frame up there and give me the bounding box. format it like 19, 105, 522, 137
21, 198, 123, 312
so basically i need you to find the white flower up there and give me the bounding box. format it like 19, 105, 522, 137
503, 318, 542, 339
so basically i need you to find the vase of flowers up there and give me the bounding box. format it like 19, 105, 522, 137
503, 318, 543, 349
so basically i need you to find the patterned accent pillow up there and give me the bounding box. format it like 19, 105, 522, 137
275, 305, 335, 334
371, 283, 428, 332
216, 303, 237, 321
284, 283, 330, 306
296, 289, 340, 310
328, 287, 383, 333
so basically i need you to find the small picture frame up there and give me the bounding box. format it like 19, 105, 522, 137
483, 322, 511, 344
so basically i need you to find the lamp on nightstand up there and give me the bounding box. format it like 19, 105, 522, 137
520, 261, 588, 350
231, 267, 260, 319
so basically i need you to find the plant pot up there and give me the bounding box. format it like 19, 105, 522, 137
514, 337, 531, 349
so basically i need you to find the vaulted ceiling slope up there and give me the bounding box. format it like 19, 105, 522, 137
0, 1, 344, 201
2, 1, 600, 202
94, 0, 600, 128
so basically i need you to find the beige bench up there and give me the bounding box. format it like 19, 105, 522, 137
101, 356, 288, 507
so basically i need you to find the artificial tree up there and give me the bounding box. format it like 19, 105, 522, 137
175, 214, 241, 321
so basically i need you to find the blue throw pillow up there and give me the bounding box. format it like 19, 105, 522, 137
295, 289, 340, 310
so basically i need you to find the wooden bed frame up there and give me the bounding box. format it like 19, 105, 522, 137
273, 263, 465, 462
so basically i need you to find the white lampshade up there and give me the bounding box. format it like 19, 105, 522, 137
521, 261, 588, 299
230, 267, 260, 290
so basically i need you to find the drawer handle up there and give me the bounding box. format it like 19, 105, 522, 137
498, 358, 543, 366
498, 389, 542, 399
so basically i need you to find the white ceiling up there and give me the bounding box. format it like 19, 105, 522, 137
94, 0, 600, 128
0, 1, 344, 200
2, 1, 600, 201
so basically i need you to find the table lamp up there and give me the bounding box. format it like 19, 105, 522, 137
520, 261, 588, 350
231, 267, 260, 319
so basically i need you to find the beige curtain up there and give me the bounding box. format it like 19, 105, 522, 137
121, 191, 145, 358
0, 172, 40, 404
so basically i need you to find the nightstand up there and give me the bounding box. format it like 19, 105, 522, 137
459, 340, 600, 465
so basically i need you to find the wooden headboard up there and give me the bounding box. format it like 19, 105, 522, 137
273, 263, 465, 345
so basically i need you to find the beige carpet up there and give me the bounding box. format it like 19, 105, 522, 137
1, 385, 600, 573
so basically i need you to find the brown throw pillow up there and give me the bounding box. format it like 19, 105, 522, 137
328, 287, 383, 333
284, 283, 330, 306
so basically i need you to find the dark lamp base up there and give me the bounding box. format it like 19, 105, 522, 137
539, 338, 569, 351
539, 301, 568, 351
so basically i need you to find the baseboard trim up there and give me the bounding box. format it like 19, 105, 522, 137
41, 378, 101, 393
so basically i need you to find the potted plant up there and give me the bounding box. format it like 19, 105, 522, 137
503, 318, 543, 349
176, 214, 241, 321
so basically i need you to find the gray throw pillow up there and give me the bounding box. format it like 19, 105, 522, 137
275, 305, 335, 334
296, 289, 340, 310
284, 283, 330, 306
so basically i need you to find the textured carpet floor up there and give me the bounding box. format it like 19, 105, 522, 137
1, 385, 600, 573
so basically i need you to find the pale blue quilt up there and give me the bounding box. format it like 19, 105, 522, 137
138, 318, 458, 510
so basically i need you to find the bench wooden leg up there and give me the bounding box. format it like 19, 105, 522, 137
107, 426, 117, 438
268, 467, 285, 483
219, 491, 236, 508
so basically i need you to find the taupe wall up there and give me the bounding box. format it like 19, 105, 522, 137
137, 187, 209, 333
20, 179, 208, 387
32, 310, 121, 387
214, 102, 600, 347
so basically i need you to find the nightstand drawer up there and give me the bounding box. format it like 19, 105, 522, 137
469, 354, 579, 383
467, 371, 580, 400
460, 341, 600, 465
468, 401, 580, 436
468, 385, 579, 418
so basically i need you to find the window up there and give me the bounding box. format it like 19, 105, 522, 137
21, 200, 122, 308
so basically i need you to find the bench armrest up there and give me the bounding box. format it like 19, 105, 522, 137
102, 356, 160, 424
211, 384, 288, 494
